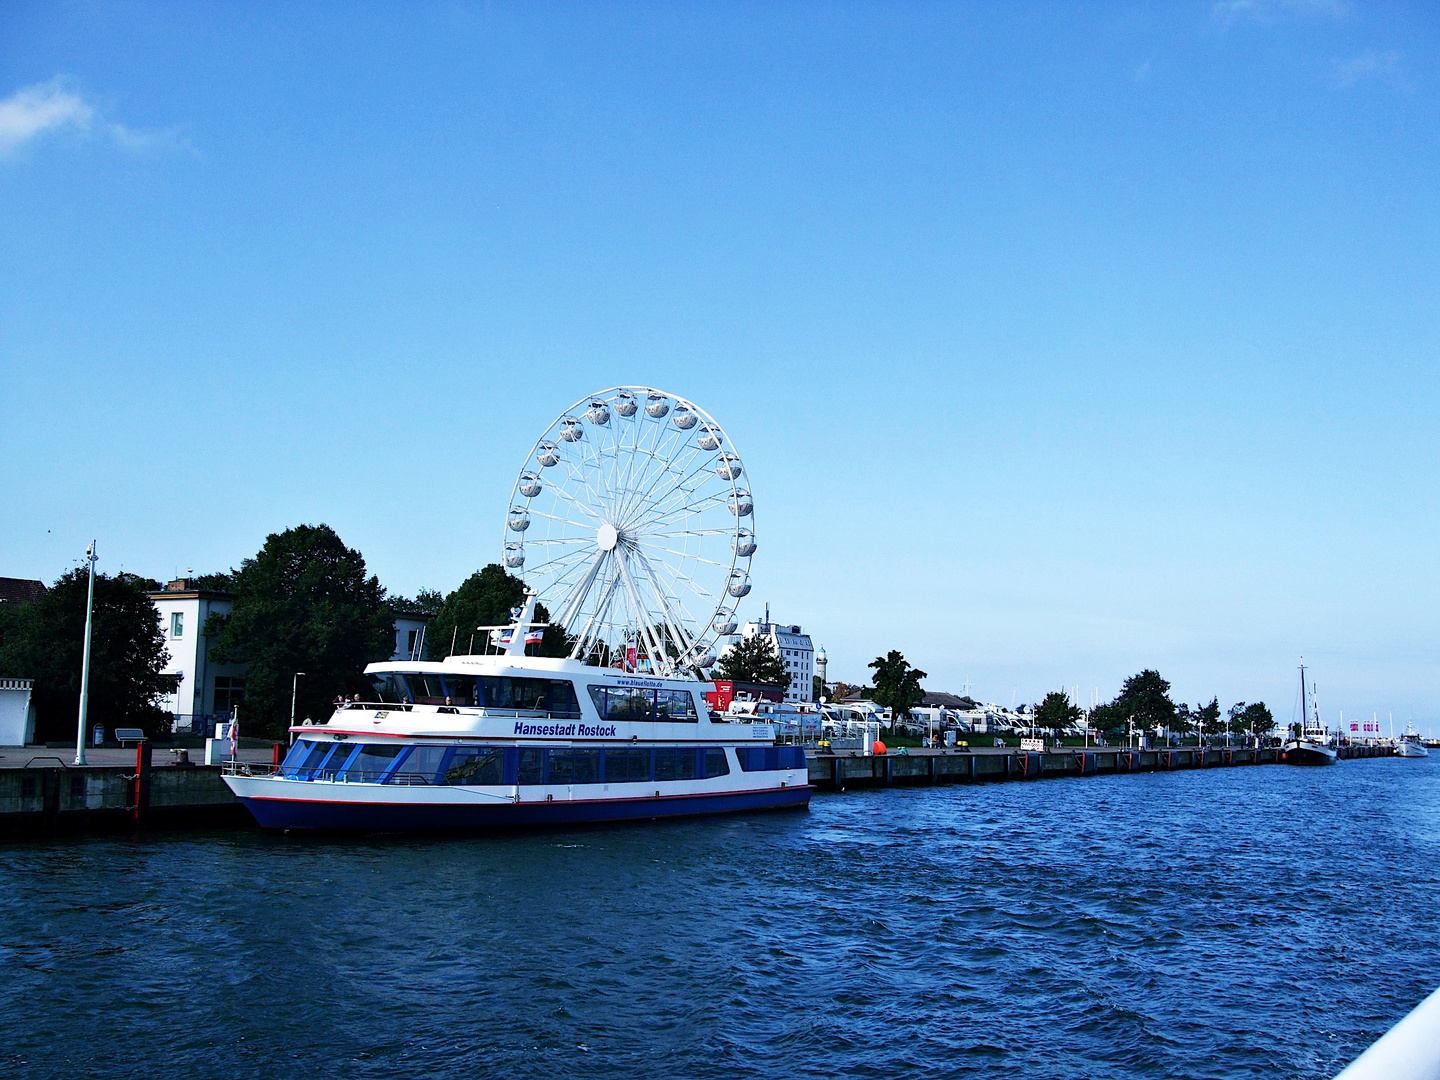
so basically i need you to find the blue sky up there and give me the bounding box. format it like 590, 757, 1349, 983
2, 2, 1437, 730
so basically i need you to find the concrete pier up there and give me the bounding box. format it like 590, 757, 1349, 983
808, 742, 1391, 791
0, 745, 273, 837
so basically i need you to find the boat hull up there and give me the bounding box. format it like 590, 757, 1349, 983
1396, 742, 1429, 759
227, 778, 812, 831
1282, 741, 1338, 766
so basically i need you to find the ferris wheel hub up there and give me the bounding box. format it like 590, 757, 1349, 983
596, 522, 619, 552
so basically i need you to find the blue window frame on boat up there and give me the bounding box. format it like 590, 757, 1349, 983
444, 747, 504, 785
517, 747, 545, 785
603, 748, 651, 783
387, 745, 449, 785
704, 748, 730, 778
654, 748, 698, 781
338, 743, 405, 782
280, 739, 333, 778
547, 749, 601, 784
735, 746, 806, 772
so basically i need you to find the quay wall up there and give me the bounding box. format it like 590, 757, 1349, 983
808, 742, 1390, 790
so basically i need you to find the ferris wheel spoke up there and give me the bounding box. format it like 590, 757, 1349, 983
617, 432, 709, 524
642, 491, 731, 525
630, 539, 734, 568
620, 449, 722, 532
615, 418, 694, 524
521, 544, 595, 577
541, 474, 604, 524
630, 549, 697, 655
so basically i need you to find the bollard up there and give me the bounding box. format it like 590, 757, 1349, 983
134, 742, 151, 825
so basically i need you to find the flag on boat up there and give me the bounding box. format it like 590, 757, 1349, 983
490, 627, 545, 646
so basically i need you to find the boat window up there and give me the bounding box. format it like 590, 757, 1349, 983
547, 749, 601, 784
604, 748, 651, 783
387, 745, 448, 785
280, 739, 331, 778
401, 674, 448, 704
338, 743, 404, 782
444, 748, 504, 785
517, 747, 545, 785
477, 676, 581, 717
371, 674, 408, 703
704, 748, 730, 778
588, 686, 656, 722
321, 743, 356, 774
656, 690, 699, 722
654, 748, 698, 781
440, 675, 477, 706
735, 746, 807, 772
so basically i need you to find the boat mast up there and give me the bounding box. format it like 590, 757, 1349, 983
1298, 662, 1307, 743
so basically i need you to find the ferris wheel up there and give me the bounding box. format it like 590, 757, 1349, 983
502, 387, 755, 677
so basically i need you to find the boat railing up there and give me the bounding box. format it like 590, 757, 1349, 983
221, 760, 278, 777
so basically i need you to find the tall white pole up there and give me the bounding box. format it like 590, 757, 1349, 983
74, 540, 98, 766
290, 672, 305, 744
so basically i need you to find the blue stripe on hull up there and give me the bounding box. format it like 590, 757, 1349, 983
239, 785, 812, 831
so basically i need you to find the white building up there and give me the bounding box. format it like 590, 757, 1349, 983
732, 614, 815, 704
146, 579, 248, 733
0, 679, 35, 746
147, 579, 434, 732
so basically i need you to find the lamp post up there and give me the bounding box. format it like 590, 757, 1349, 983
290, 672, 306, 743
74, 541, 98, 766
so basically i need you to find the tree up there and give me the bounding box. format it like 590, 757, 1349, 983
1196, 697, 1223, 738
0, 569, 179, 741
423, 565, 571, 660
206, 525, 395, 736
1227, 701, 1275, 736
868, 650, 927, 717
1090, 669, 1177, 734
1034, 690, 1081, 733
813, 674, 828, 700
714, 635, 787, 685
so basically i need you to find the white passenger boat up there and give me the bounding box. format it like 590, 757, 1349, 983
1396, 722, 1429, 759
222, 594, 811, 830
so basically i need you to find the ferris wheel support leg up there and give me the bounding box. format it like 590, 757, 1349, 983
615, 550, 670, 675
631, 547, 697, 658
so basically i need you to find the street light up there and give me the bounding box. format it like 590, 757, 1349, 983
74, 540, 98, 766
290, 672, 306, 744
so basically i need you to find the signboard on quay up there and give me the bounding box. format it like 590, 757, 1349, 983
1020, 737, 1045, 752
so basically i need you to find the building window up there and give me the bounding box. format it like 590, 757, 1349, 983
407, 629, 419, 653
171, 612, 183, 638
214, 676, 246, 718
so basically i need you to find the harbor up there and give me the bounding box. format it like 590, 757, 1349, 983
0, 737, 1397, 837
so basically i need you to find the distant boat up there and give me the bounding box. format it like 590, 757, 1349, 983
1282, 664, 1338, 767
1396, 722, 1429, 759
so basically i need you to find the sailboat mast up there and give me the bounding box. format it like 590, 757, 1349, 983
1298, 663, 1307, 742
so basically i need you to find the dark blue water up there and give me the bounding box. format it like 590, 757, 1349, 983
3, 757, 1438, 1080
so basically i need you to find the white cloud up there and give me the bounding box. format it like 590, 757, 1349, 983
0, 79, 94, 156
0, 77, 183, 159
1213, 0, 1346, 29
1336, 48, 1407, 89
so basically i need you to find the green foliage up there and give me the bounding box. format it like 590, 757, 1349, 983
423, 565, 571, 659
193, 572, 236, 593
813, 674, 828, 700
868, 650, 927, 715
1090, 669, 1177, 733
1196, 697, 1223, 737
714, 635, 787, 685
1034, 690, 1082, 731
388, 589, 444, 616
1227, 701, 1275, 735
0, 569, 179, 741
206, 524, 395, 737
